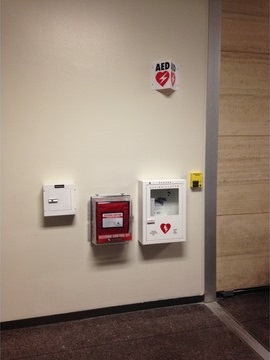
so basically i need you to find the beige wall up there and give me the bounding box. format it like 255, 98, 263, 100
1, 0, 208, 321
217, 0, 269, 291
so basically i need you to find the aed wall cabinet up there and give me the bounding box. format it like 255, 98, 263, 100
43, 184, 77, 217
91, 195, 132, 245
138, 179, 186, 245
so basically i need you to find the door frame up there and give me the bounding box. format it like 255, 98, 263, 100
204, 0, 221, 302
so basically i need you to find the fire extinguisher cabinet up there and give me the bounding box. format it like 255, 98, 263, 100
138, 179, 186, 245
91, 194, 132, 245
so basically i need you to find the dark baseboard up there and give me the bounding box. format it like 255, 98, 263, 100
217, 285, 269, 299
1, 295, 204, 331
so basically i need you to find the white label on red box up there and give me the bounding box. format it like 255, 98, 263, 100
102, 212, 124, 228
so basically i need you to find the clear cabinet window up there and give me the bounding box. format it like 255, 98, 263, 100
150, 188, 179, 216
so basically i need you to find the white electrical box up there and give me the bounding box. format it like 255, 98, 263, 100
138, 179, 186, 245
43, 184, 76, 217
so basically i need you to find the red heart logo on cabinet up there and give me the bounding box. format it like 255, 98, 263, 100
156, 71, 169, 87
171, 71, 176, 86
160, 223, 171, 234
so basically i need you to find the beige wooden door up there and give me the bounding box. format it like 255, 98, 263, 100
217, 0, 269, 291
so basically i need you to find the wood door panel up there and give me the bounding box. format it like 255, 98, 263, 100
217, 183, 269, 215
218, 136, 269, 184
222, 13, 269, 54
220, 52, 269, 96
219, 95, 269, 136
217, 0, 269, 292
217, 213, 269, 257
217, 254, 269, 291
222, 0, 269, 17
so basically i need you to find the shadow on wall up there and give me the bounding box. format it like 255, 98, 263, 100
88, 199, 186, 265
90, 243, 130, 266
41, 194, 185, 263
90, 241, 186, 267
43, 215, 75, 227
138, 242, 186, 260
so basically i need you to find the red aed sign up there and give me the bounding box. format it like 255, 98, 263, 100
151, 60, 179, 91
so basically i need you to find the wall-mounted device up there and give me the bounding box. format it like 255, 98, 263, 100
138, 179, 186, 245
151, 60, 179, 91
91, 194, 132, 245
190, 172, 203, 189
43, 184, 76, 217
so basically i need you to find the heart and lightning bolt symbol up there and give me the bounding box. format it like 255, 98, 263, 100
160, 223, 171, 234
171, 71, 176, 86
156, 71, 169, 87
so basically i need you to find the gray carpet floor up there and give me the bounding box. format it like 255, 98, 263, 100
217, 289, 269, 351
1, 290, 269, 359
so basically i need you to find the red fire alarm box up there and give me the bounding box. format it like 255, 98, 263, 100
91, 195, 132, 245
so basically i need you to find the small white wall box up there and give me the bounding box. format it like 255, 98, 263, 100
151, 60, 179, 91
139, 179, 186, 245
43, 184, 77, 217
91, 194, 132, 245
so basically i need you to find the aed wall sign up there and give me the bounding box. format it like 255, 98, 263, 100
151, 60, 179, 91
